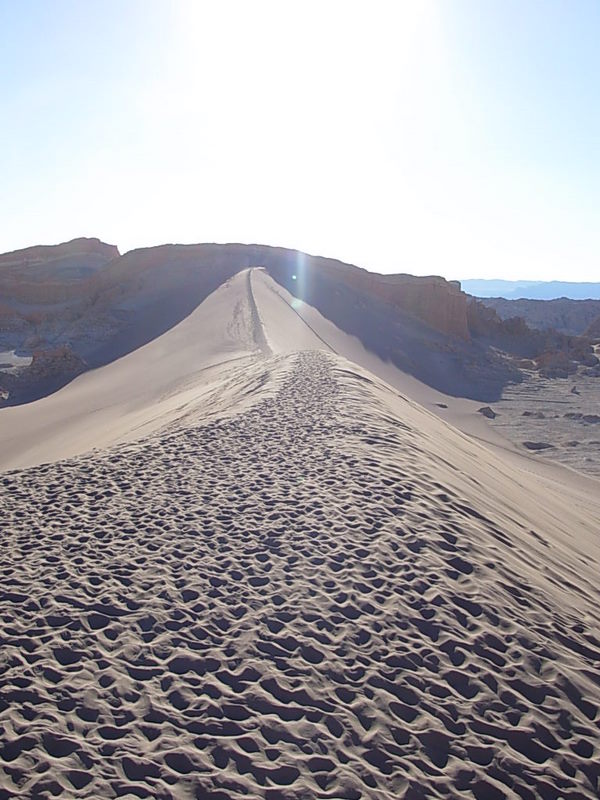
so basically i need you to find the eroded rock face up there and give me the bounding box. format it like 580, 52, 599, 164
29, 345, 87, 378
0, 237, 119, 304
0, 237, 119, 267
323, 268, 469, 339
0, 239, 119, 403
467, 299, 597, 376
537, 351, 578, 379
363, 274, 469, 339
0, 237, 121, 355
584, 315, 600, 340
0, 346, 86, 405
478, 297, 600, 336
0, 304, 26, 334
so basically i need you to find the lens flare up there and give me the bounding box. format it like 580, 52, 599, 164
293, 251, 307, 302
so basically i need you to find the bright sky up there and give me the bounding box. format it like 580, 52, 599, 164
1, 0, 598, 280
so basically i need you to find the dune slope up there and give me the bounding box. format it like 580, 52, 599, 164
1, 271, 600, 800
0, 271, 272, 470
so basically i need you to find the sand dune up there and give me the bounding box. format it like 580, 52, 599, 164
1, 269, 599, 799
0, 266, 514, 471
0, 271, 271, 470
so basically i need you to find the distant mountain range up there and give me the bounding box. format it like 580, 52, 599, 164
462, 279, 600, 300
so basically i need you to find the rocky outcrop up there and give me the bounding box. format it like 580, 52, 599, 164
313, 267, 469, 339
467, 298, 597, 376
0, 346, 86, 405
0, 237, 120, 350
536, 350, 578, 379
344, 272, 469, 339
0, 239, 119, 403
584, 315, 600, 340
0, 237, 119, 267
0, 237, 119, 306
1, 239, 472, 353
477, 297, 600, 336
80, 244, 474, 367
0, 303, 26, 334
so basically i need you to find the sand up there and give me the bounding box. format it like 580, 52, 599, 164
1, 269, 599, 799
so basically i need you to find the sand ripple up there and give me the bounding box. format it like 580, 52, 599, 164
1, 352, 599, 799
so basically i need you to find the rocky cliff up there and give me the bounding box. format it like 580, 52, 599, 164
0, 346, 87, 405
477, 296, 600, 336
466, 298, 598, 378
584, 315, 600, 340
0, 237, 119, 304
0, 237, 119, 269
0, 237, 120, 351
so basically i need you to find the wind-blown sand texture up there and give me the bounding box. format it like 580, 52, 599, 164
1, 270, 599, 799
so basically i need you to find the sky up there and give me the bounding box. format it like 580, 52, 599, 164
0, 0, 598, 281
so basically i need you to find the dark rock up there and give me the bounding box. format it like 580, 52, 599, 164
584, 314, 600, 339
478, 297, 600, 336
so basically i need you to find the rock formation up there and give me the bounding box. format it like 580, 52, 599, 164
0, 237, 120, 354
584, 315, 600, 340
477, 296, 600, 336
0, 237, 119, 304
0, 346, 86, 405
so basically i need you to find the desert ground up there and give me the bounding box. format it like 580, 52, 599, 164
1, 269, 599, 799
484, 358, 600, 478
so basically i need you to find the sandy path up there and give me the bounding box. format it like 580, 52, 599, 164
1, 349, 600, 799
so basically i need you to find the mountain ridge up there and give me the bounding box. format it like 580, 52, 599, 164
462, 278, 600, 300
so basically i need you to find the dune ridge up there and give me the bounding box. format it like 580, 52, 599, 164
1, 271, 599, 799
